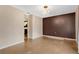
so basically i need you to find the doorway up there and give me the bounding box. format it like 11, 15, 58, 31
24, 14, 28, 39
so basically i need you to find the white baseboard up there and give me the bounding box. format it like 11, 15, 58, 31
0, 40, 24, 50
78, 48, 79, 53
31, 35, 43, 40
43, 35, 75, 41
78, 46, 79, 53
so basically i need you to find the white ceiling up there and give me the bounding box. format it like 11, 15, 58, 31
14, 5, 76, 18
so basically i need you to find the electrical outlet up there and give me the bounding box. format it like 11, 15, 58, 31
54, 32, 56, 33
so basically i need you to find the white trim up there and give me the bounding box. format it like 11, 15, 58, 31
30, 35, 43, 40
43, 35, 75, 41
78, 47, 79, 53
78, 43, 79, 53
0, 40, 24, 50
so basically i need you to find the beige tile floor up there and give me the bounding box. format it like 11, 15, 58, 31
0, 37, 78, 54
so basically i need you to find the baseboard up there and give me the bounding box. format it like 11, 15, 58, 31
31, 35, 43, 40
43, 35, 75, 41
0, 40, 24, 50
78, 46, 79, 53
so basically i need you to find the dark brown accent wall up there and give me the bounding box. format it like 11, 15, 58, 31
43, 13, 75, 39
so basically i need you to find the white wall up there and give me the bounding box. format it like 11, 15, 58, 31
28, 15, 33, 39
75, 6, 79, 53
13, 6, 43, 39
76, 6, 79, 52
0, 6, 24, 49
75, 6, 78, 43
32, 15, 43, 39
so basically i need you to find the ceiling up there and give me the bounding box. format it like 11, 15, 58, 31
13, 5, 76, 18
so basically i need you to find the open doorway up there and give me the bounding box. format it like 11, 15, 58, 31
24, 14, 32, 40
24, 14, 28, 39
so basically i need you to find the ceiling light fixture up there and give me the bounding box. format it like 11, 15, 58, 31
44, 5, 48, 8
43, 5, 49, 14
